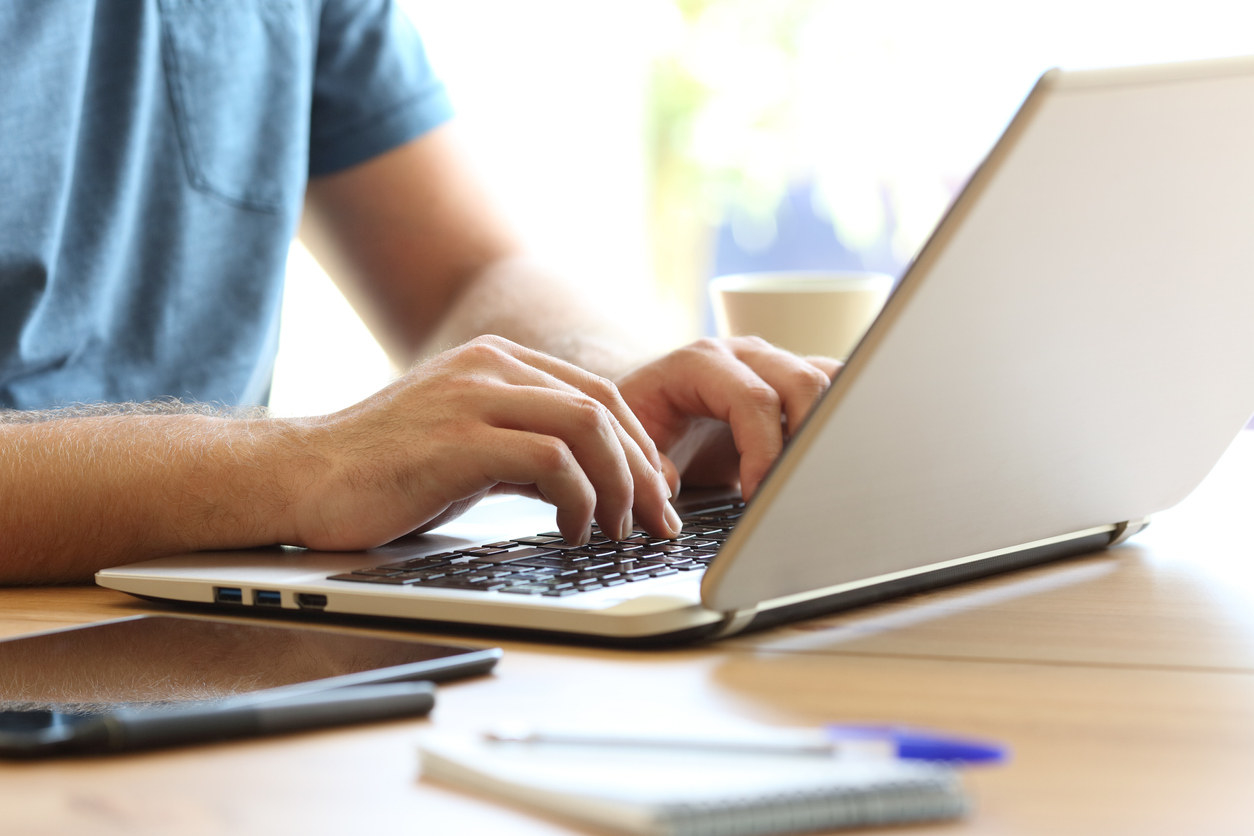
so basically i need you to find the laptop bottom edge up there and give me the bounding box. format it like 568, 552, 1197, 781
735, 529, 1119, 639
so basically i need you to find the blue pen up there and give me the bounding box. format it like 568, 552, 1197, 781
484, 724, 1006, 765
823, 725, 1006, 764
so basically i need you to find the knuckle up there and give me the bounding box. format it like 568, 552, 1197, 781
586, 384, 629, 417
571, 396, 613, 434
737, 335, 774, 351
582, 373, 620, 401
690, 336, 727, 355
458, 337, 511, 366
531, 436, 575, 474
666, 337, 728, 369
792, 364, 831, 393
742, 382, 782, 413
471, 334, 512, 349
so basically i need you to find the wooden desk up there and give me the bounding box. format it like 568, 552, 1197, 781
4, 433, 1254, 836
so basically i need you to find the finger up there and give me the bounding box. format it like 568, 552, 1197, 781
683, 355, 787, 502
473, 427, 598, 544
727, 340, 834, 437
802, 356, 843, 381
472, 336, 667, 476
466, 337, 676, 537
483, 385, 640, 540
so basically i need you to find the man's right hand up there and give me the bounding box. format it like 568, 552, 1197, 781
281, 335, 682, 552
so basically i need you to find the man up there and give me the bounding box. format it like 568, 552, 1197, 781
0, 1, 836, 584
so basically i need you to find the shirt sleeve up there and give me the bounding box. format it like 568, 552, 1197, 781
307, 0, 454, 176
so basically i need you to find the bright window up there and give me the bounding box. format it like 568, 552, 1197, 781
272, 0, 1254, 417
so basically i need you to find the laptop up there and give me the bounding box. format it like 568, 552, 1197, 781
98, 56, 1254, 644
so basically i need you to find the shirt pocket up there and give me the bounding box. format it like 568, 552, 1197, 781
158, 0, 311, 214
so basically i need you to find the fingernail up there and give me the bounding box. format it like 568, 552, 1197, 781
569, 525, 591, 547
664, 502, 682, 537
619, 511, 634, 541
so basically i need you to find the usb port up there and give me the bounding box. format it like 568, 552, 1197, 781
296, 593, 328, 611
214, 587, 243, 605
253, 589, 282, 607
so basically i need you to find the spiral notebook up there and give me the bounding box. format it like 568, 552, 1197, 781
418, 732, 967, 835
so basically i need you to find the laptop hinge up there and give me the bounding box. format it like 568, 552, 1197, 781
710, 607, 759, 640
1109, 516, 1151, 546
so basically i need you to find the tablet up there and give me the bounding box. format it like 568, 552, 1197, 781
0, 614, 500, 712
0, 614, 500, 757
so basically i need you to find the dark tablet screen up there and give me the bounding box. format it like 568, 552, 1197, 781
0, 615, 500, 714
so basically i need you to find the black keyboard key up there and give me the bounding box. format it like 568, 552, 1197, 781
328, 572, 406, 584
508, 568, 561, 581
513, 535, 563, 546
617, 562, 654, 575
568, 573, 606, 586
509, 556, 579, 570
463, 545, 514, 557
543, 540, 606, 552
417, 576, 510, 591
394, 553, 457, 569
395, 569, 448, 581
461, 546, 559, 564
567, 558, 615, 571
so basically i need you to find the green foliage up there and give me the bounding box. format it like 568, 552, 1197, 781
647, 0, 822, 224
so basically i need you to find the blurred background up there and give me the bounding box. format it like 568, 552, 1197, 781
270, 0, 1254, 417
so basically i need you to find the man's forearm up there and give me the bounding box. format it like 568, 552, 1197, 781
302, 128, 664, 379
0, 334, 688, 586
0, 407, 310, 585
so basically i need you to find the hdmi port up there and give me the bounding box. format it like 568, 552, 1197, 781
296, 593, 328, 610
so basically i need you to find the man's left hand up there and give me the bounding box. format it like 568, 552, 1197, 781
616, 337, 840, 500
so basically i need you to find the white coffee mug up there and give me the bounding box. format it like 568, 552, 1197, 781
709, 270, 893, 359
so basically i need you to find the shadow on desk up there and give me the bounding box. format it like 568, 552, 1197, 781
723, 542, 1254, 672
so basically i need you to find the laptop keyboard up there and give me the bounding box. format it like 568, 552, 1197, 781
327, 501, 745, 597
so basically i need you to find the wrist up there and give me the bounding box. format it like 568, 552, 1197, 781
183, 415, 328, 552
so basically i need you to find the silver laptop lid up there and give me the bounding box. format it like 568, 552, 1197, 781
704, 57, 1254, 612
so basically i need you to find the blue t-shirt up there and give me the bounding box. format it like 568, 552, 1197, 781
0, 0, 453, 409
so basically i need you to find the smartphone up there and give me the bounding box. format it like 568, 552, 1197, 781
0, 615, 501, 757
